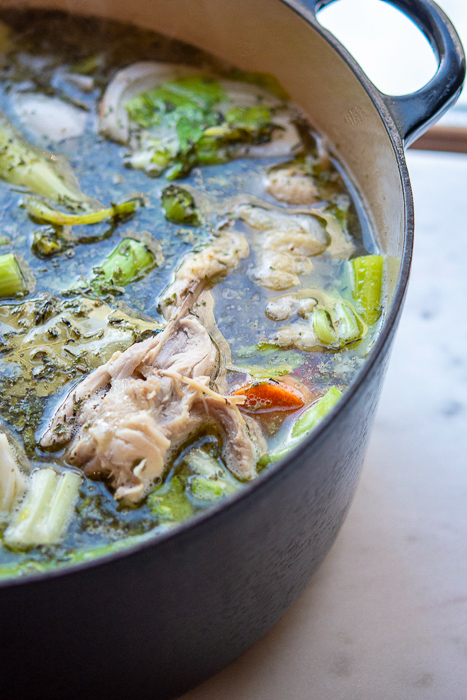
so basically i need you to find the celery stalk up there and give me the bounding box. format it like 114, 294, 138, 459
161, 185, 200, 225
0, 110, 96, 206
334, 301, 363, 345
91, 238, 155, 290
313, 308, 338, 347
351, 255, 384, 325
4, 469, 81, 550
260, 387, 344, 465
291, 386, 343, 438
0, 433, 27, 513
0, 253, 29, 297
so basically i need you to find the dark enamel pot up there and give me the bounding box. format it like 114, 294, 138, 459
0, 1, 464, 699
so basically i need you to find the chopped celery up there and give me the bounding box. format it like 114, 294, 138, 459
261, 387, 344, 465
0, 433, 27, 513
148, 476, 194, 523
291, 386, 343, 438
4, 468, 81, 550
227, 362, 297, 380
190, 477, 224, 501
161, 185, 200, 225
0, 253, 29, 297
91, 238, 156, 291
313, 308, 338, 347
25, 196, 142, 226
334, 301, 364, 345
350, 255, 384, 325
32, 229, 63, 258
0, 110, 96, 206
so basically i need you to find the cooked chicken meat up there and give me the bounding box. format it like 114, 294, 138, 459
234, 203, 329, 290
265, 165, 320, 205
40, 233, 264, 504
159, 230, 249, 320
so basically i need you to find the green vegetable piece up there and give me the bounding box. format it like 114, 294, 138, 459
164, 76, 226, 106
0, 433, 27, 513
260, 387, 344, 465
0, 110, 97, 207
291, 386, 343, 439
25, 196, 142, 226
334, 301, 363, 345
224, 105, 272, 136
161, 185, 200, 225
126, 76, 225, 130
190, 477, 224, 501
148, 476, 194, 523
0, 253, 29, 297
351, 254, 384, 325
92, 238, 156, 290
312, 308, 338, 347
69, 55, 101, 76
225, 69, 290, 101
32, 229, 63, 258
4, 468, 81, 550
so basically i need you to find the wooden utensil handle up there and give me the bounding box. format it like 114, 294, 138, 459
411, 125, 467, 153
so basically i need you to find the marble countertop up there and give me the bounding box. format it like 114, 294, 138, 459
180, 151, 467, 699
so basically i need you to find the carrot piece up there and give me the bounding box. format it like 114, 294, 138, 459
231, 379, 305, 412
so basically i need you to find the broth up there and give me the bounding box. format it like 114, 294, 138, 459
0, 10, 384, 578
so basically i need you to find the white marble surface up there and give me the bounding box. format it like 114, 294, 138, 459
180, 152, 467, 699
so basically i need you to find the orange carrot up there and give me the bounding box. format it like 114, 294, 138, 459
231, 379, 305, 412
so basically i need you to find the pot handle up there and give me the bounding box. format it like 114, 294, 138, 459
307, 0, 466, 146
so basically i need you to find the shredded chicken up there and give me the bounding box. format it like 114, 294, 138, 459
234, 203, 329, 290
40, 232, 264, 504
159, 230, 249, 320
265, 165, 320, 205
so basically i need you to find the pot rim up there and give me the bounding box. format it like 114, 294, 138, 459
0, 0, 415, 590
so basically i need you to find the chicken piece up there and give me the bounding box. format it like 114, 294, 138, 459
234, 203, 328, 290
159, 230, 249, 320
40, 235, 265, 504
265, 165, 320, 205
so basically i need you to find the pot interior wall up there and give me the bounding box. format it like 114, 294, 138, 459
1, 0, 407, 303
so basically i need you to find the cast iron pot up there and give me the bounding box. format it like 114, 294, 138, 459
0, 1, 464, 699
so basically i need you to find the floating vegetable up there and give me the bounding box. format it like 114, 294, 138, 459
271, 290, 365, 352
0, 433, 27, 514
4, 468, 81, 550
90, 237, 159, 292
291, 386, 343, 438
25, 195, 143, 226
148, 475, 194, 523
0, 110, 99, 207
0, 253, 31, 297
231, 379, 305, 412
350, 254, 384, 325
31, 228, 64, 258
99, 62, 301, 179
161, 185, 200, 225
260, 386, 343, 464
